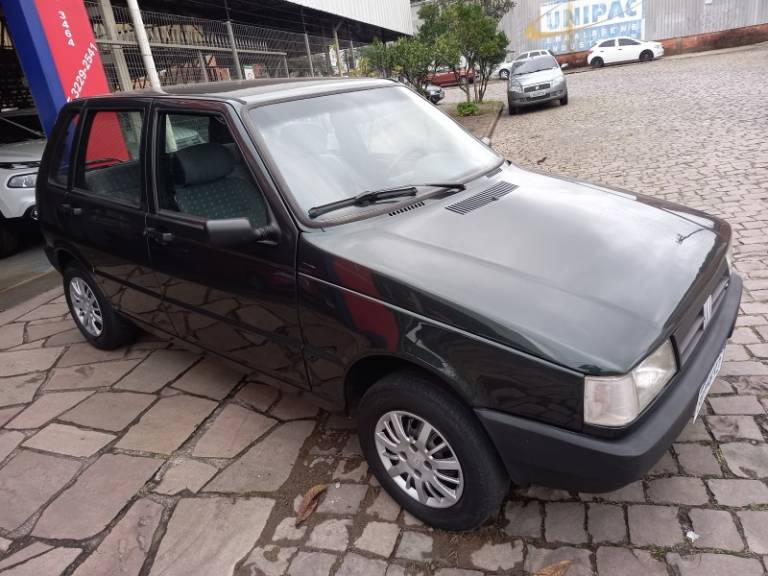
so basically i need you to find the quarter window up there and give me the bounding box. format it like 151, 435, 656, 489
76, 110, 144, 206
49, 111, 80, 186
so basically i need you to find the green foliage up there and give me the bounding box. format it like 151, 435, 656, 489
361, 38, 394, 78
456, 101, 480, 116
389, 36, 434, 95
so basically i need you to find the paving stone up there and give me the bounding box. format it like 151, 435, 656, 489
709, 395, 765, 415
23, 423, 115, 457
676, 419, 711, 442
17, 303, 69, 322
587, 503, 625, 544
503, 500, 542, 538
114, 350, 199, 393
707, 479, 768, 507
384, 565, 407, 576
235, 382, 279, 412
720, 361, 768, 377
469, 541, 523, 572
595, 547, 667, 576
0, 373, 45, 407
171, 358, 242, 400
434, 570, 481, 576
0, 542, 53, 570
0, 546, 81, 576
545, 502, 587, 543
43, 360, 142, 391
336, 553, 387, 576
689, 509, 743, 550
154, 459, 218, 495
56, 344, 134, 368
287, 551, 336, 576
0, 323, 24, 350
517, 485, 571, 500
395, 531, 432, 561
59, 391, 155, 432
326, 413, 356, 429
316, 483, 368, 515
0, 430, 24, 463
0, 348, 63, 378
116, 394, 217, 455
72, 498, 163, 576
674, 443, 722, 476
271, 393, 320, 420
707, 415, 764, 440
5, 391, 92, 430
149, 497, 274, 576
272, 517, 307, 542
666, 553, 764, 576
0, 536, 11, 552
0, 406, 23, 427
25, 319, 77, 342
580, 481, 645, 503
307, 518, 352, 551
192, 404, 275, 458
354, 521, 400, 557
240, 545, 297, 576
333, 459, 368, 482
738, 511, 768, 554
33, 454, 161, 539
628, 505, 683, 546
366, 488, 401, 521
206, 420, 314, 492
524, 546, 593, 576
341, 435, 362, 457
647, 450, 678, 475
44, 328, 85, 347
0, 451, 80, 531
647, 477, 709, 505
721, 443, 768, 478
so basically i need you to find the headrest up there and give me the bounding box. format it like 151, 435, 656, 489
173, 142, 233, 186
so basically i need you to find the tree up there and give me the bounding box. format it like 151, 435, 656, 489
361, 38, 394, 78
389, 36, 434, 95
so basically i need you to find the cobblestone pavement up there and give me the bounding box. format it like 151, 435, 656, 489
1, 45, 767, 576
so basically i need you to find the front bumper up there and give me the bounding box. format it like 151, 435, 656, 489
508, 88, 566, 107
0, 180, 37, 220
477, 272, 742, 492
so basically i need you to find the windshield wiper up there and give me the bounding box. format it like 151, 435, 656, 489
307, 183, 466, 219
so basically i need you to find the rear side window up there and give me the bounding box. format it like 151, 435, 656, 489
619, 38, 639, 46
75, 110, 144, 206
49, 111, 80, 186
599, 40, 615, 48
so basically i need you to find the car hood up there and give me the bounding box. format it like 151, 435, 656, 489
300, 164, 729, 374
0, 139, 46, 168
510, 69, 562, 86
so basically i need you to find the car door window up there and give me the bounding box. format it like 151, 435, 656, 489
156, 112, 268, 228
75, 110, 144, 206
599, 40, 615, 48
49, 111, 80, 187
619, 38, 639, 46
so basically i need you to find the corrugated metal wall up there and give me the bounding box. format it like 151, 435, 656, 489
289, 0, 413, 35
645, 0, 768, 39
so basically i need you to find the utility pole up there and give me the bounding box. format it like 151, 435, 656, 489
125, 0, 161, 89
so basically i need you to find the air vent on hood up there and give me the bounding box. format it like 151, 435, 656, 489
485, 167, 503, 178
445, 182, 518, 215
388, 201, 424, 216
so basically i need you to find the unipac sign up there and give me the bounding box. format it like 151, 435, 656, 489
527, 0, 645, 54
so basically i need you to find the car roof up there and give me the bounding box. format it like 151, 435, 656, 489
80, 77, 396, 106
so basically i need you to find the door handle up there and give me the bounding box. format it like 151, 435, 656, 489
60, 203, 83, 216
144, 227, 174, 244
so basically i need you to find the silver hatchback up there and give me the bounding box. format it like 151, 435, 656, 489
507, 55, 569, 115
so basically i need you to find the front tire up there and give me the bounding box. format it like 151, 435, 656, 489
508, 102, 517, 115
560, 94, 569, 105
640, 50, 654, 62
64, 264, 136, 350
358, 371, 509, 531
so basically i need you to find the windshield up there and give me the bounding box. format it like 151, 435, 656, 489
512, 56, 559, 76
250, 86, 501, 221
0, 114, 45, 144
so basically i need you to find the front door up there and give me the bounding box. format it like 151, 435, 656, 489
145, 101, 306, 388
618, 38, 643, 62
63, 99, 172, 332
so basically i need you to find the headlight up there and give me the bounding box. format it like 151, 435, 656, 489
7, 173, 38, 188
508, 82, 523, 93
584, 340, 677, 427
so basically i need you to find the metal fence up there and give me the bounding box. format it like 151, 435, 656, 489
85, 1, 365, 92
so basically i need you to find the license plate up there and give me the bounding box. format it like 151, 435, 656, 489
529, 89, 547, 98
693, 347, 725, 422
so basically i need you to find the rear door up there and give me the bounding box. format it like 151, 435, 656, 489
144, 99, 307, 388
64, 99, 173, 331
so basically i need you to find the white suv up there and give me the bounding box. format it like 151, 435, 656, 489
0, 115, 45, 257
587, 37, 664, 68
496, 50, 554, 80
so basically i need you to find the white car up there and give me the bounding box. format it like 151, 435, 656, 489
495, 50, 554, 80
0, 115, 45, 257
587, 37, 664, 68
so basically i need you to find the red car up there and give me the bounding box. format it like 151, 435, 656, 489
428, 66, 475, 87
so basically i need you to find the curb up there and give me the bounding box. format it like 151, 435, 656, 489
484, 102, 504, 142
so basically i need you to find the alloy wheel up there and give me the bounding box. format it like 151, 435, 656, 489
374, 410, 464, 508
69, 277, 104, 337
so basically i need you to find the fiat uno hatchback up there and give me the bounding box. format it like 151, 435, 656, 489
37, 78, 740, 530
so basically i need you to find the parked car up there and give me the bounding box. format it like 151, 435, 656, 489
507, 54, 569, 114
38, 78, 740, 531
0, 114, 46, 257
495, 49, 554, 80
588, 37, 664, 68
426, 84, 445, 104
428, 66, 475, 87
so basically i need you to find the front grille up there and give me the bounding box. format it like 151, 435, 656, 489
527, 94, 550, 101
524, 83, 550, 93
675, 269, 730, 364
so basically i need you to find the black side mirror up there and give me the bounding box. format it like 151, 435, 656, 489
206, 218, 280, 248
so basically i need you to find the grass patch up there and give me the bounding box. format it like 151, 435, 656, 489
449, 100, 503, 118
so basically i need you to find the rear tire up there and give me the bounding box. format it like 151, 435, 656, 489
0, 222, 20, 258
591, 57, 604, 68
560, 94, 569, 106
358, 370, 509, 531
508, 102, 517, 115
640, 50, 654, 62
63, 264, 136, 350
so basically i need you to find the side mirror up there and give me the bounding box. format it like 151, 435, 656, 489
560, 62, 570, 70
481, 136, 491, 146
206, 218, 280, 248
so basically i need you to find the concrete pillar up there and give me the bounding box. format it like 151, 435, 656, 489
126, 0, 161, 88
97, 0, 133, 91
225, 20, 243, 80
304, 32, 315, 77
